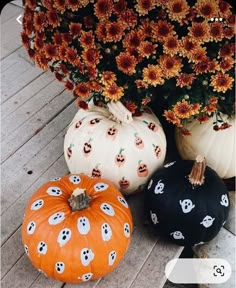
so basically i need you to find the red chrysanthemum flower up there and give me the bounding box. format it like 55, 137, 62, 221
123, 30, 145, 48
35, 52, 49, 70
224, 27, 235, 39
95, 21, 107, 42
60, 63, 69, 74
124, 101, 138, 114
219, 57, 235, 72
52, 32, 63, 45
116, 52, 137, 75
80, 31, 95, 48
82, 48, 101, 67
114, 0, 127, 14
26, 0, 37, 10
69, 23, 82, 37
106, 22, 124, 42
94, 0, 113, 19
100, 71, 117, 85
64, 80, 74, 91
83, 15, 95, 29
118, 9, 138, 29
21, 32, 30, 49
210, 73, 234, 93
41, 0, 54, 10
44, 44, 58, 60
140, 19, 154, 38
197, 114, 210, 123
66, 0, 81, 11
53, 0, 66, 12
219, 42, 234, 58
65, 47, 78, 65
47, 10, 60, 28
193, 57, 211, 74
33, 12, 48, 32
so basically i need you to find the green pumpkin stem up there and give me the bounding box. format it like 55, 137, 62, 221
68, 188, 91, 211
188, 155, 206, 186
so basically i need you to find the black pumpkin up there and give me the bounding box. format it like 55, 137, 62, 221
145, 156, 230, 246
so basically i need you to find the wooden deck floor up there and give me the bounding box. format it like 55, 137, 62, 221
1, 2, 184, 288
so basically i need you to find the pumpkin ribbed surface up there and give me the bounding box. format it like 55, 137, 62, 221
64, 106, 166, 194
22, 174, 133, 283
175, 115, 235, 179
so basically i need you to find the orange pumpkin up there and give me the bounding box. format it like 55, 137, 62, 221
21, 174, 133, 283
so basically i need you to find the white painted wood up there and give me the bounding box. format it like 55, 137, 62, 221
1, 4, 24, 59
1, 71, 54, 119
12, 0, 24, 8
224, 191, 235, 235
1, 3, 22, 23
1, 89, 74, 163
1, 80, 65, 140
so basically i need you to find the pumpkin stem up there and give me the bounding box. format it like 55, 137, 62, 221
68, 188, 91, 211
188, 155, 206, 186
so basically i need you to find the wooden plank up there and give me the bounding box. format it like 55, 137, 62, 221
129, 241, 183, 288
65, 279, 100, 288
1, 4, 24, 59
1, 80, 65, 140
1, 254, 40, 288
1, 101, 77, 192
90, 192, 159, 288
1, 89, 74, 163
29, 275, 64, 288
1, 228, 23, 278
1, 71, 54, 119
1, 156, 69, 274
1, 4, 22, 24
1, 49, 44, 103
1, 126, 68, 216
12, 0, 24, 8
224, 191, 235, 236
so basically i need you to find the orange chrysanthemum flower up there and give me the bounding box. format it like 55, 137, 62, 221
209, 96, 218, 106
123, 30, 145, 48
65, 47, 78, 65
82, 48, 101, 67
219, 57, 235, 72
219, 42, 234, 59
100, 71, 117, 85
80, 31, 95, 48
163, 110, 181, 127
52, 32, 63, 45
202, 104, 217, 115
179, 37, 198, 58
176, 73, 195, 88
127, 47, 142, 62
34, 12, 47, 32
135, 79, 148, 89
70, 23, 82, 37
143, 65, 164, 87
138, 41, 157, 58
166, 0, 190, 23
189, 46, 207, 63
35, 52, 49, 70
210, 73, 234, 93
103, 83, 124, 101
41, 0, 54, 10
88, 81, 103, 92
140, 19, 154, 38
209, 22, 224, 42
188, 21, 210, 44
74, 82, 91, 98
173, 100, 193, 119
118, 9, 138, 29
47, 10, 60, 28
53, 0, 66, 12
153, 20, 175, 42
58, 46, 68, 61
106, 22, 124, 42
194, 0, 218, 20
163, 36, 179, 56
21, 32, 30, 49
116, 52, 137, 75
27, 0, 37, 10
95, 22, 107, 42
208, 59, 220, 73
159, 54, 183, 79
135, 0, 156, 16
191, 103, 201, 115
114, 0, 127, 14
34, 36, 44, 49
224, 27, 235, 40
94, 0, 113, 19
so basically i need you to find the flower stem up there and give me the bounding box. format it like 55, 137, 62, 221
68, 188, 91, 211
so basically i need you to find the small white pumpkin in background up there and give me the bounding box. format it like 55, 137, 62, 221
64, 101, 167, 195
175, 114, 235, 179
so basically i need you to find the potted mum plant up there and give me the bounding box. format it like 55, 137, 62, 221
21, 0, 235, 178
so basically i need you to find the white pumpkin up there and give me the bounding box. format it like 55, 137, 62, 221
175, 114, 235, 179
64, 102, 167, 194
